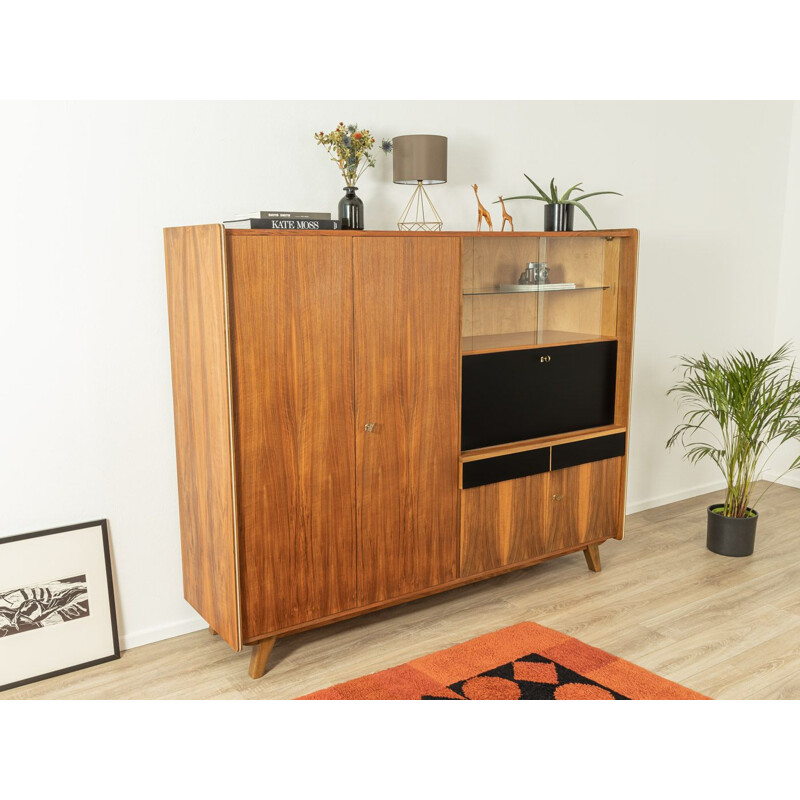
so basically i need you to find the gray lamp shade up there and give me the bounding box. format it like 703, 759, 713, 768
392, 134, 447, 185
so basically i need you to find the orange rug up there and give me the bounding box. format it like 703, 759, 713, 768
299, 622, 708, 700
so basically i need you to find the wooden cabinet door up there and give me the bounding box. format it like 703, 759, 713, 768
547, 457, 624, 551
354, 237, 461, 605
228, 235, 357, 639
460, 471, 550, 578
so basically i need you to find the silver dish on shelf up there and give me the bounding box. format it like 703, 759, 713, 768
497, 283, 578, 292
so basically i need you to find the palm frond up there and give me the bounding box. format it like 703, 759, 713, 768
666, 342, 800, 517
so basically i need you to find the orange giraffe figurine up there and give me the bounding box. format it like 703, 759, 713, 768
498, 196, 514, 232
472, 184, 493, 231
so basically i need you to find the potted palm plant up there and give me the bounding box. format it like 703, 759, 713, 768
666, 343, 800, 556
496, 175, 622, 230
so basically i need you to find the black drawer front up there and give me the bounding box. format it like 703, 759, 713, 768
462, 447, 550, 489
551, 432, 626, 471
461, 341, 618, 450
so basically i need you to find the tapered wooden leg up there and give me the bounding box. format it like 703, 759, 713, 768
209, 626, 218, 636
248, 637, 277, 679
583, 544, 602, 572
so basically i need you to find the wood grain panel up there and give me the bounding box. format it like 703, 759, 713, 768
614, 232, 638, 537
547, 457, 624, 550
163, 224, 241, 651
227, 234, 357, 639
355, 237, 461, 605
601, 237, 621, 336
460, 471, 550, 577
614, 231, 639, 427
614, 456, 628, 540
464, 293, 540, 339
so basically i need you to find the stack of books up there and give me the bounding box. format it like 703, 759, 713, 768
223, 211, 340, 230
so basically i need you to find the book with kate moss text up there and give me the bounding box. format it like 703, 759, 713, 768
250, 218, 341, 230
260, 211, 331, 220
224, 210, 332, 223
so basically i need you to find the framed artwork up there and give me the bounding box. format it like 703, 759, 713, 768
0, 519, 120, 692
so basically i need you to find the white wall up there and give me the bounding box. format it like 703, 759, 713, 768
771, 101, 800, 488
0, 101, 795, 649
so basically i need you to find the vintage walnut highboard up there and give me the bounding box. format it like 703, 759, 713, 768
163, 225, 638, 678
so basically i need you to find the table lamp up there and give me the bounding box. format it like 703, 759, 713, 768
392, 134, 447, 231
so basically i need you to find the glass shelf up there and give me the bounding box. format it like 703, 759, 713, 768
464, 285, 610, 297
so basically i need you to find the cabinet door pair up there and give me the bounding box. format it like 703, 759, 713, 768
460, 457, 625, 578
227, 236, 461, 640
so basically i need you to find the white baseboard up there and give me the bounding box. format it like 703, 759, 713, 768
120, 616, 208, 652
762, 471, 800, 489
625, 480, 728, 515
627, 473, 800, 516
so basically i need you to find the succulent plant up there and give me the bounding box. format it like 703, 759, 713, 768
497, 175, 622, 230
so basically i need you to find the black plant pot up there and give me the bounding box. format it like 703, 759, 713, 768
706, 505, 758, 557
544, 203, 574, 232
339, 186, 364, 230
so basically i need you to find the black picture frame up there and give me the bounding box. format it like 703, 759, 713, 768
0, 519, 120, 692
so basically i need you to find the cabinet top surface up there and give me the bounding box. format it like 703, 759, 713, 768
219, 228, 637, 239
163, 225, 637, 239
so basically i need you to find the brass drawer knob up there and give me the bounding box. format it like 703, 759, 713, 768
553, 494, 563, 501
540, 355, 551, 363
364, 422, 376, 433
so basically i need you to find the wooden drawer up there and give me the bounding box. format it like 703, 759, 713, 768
462, 432, 626, 490
462, 447, 550, 489
551, 432, 626, 471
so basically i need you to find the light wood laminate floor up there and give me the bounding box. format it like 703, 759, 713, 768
4, 483, 800, 700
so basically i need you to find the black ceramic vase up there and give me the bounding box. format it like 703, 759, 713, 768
706, 505, 758, 557
544, 203, 575, 232
339, 186, 364, 230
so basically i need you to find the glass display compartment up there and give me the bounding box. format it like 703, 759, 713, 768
462, 235, 620, 354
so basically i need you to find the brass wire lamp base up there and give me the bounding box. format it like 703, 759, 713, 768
397, 181, 443, 231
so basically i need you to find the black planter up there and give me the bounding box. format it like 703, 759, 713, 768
544, 203, 575, 232
339, 186, 364, 230
706, 505, 758, 557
